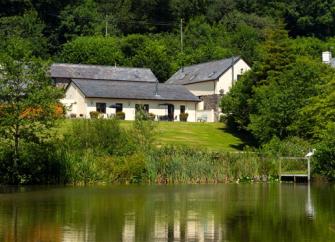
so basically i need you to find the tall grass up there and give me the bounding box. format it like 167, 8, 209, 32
0, 118, 284, 185
56, 119, 283, 184
147, 146, 279, 183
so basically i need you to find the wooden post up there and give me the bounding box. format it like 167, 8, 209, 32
307, 157, 311, 182
279, 158, 282, 181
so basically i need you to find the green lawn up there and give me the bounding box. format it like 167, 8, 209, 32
58, 120, 250, 151
120, 121, 249, 151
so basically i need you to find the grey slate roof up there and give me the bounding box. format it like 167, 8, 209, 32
166, 56, 241, 85
51, 63, 157, 83
71, 79, 200, 102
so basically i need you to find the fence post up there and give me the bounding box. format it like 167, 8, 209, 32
307, 157, 311, 182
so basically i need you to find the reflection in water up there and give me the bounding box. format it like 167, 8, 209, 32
305, 184, 315, 219
122, 213, 135, 242
0, 184, 334, 242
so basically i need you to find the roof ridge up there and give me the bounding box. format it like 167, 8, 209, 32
52, 63, 152, 70
181, 56, 240, 69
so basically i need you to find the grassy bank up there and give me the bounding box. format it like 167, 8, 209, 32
1, 119, 310, 185
50, 119, 279, 185
58, 120, 252, 151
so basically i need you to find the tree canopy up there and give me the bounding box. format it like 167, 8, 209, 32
0, 40, 63, 183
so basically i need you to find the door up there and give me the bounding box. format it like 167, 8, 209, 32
168, 104, 174, 121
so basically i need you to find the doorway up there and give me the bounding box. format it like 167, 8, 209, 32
168, 104, 174, 121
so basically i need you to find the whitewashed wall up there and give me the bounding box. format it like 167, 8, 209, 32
183, 59, 251, 97
195, 110, 215, 122
60, 83, 86, 117
215, 59, 250, 95
85, 99, 197, 122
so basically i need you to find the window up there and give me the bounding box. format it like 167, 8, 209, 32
116, 103, 123, 113
237, 74, 242, 80
180, 105, 186, 114
143, 104, 149, 113
96, 103, 106, 113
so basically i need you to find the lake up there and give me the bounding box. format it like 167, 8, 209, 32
0, 184, 334, 242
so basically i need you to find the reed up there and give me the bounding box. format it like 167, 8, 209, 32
146, 146, 279, 184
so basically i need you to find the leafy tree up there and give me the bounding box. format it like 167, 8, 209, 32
297, 70, 335, 139
60, 36, 124, 65
313, 123, 335, 180
290, 37, 325, 59
58, 0, 104, 41
284, 0, 335, 37
254, 23, 295, 82
221, 24, 294, 137
0, 10, 48, 57
0, 40, 63, 182
0, 0, 32, 16
248, 57, 329, 143
206, 0, 236, 23
170, 0, 208, 21
221, 71, 254, 131
121, 35, 173, 81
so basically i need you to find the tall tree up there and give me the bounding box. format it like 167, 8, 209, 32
0, 10, 48, 57
58, 0, 103, 41
0, 39, 63, 182
248, 57, 330, 143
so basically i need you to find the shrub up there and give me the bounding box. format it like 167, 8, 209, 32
313, 124, 335, 180
109, 153, 148, 183
261, 136, 311, 157
135, 109, 153, 121
179, 113, 189, 122
62, 149, 105, 185
131, 119, 157, 151
90, 111, 100, 119
0, 141, 66, 185
115, 111, 125, 120
148, 113, 156, 121
63, 119, 136, 156
219, 113, 225, 123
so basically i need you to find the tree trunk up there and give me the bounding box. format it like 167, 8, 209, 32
12, 124, 19, 183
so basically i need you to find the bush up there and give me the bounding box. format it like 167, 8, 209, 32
62, 149, 105, 185
109, 153, 148, 183
261, 136, 311, 157
135, 109, 154, 121
313, 124, 335, 180
219, 113, 225, 123
179, 113, 189, 122
148, 113, 156, 121
89, 111, 100, 119
115, 111, 125, 120
63, 119, 136, 156
0, 141, 66, 185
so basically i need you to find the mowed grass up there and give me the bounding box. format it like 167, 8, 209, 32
153, 122, 246, 151
119, 121, 249, 151
57, 120, 249, 151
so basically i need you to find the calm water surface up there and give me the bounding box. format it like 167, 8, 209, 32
0, 184, 334, 242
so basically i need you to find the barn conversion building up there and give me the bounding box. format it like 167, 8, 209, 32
166, 57, 250, 121
51, 63, 200, 121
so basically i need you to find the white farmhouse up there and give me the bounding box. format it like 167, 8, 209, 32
51, 63, 200, 121
166, 57, 250, 121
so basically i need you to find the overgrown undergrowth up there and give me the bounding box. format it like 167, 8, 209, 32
0, 119, 327, 185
